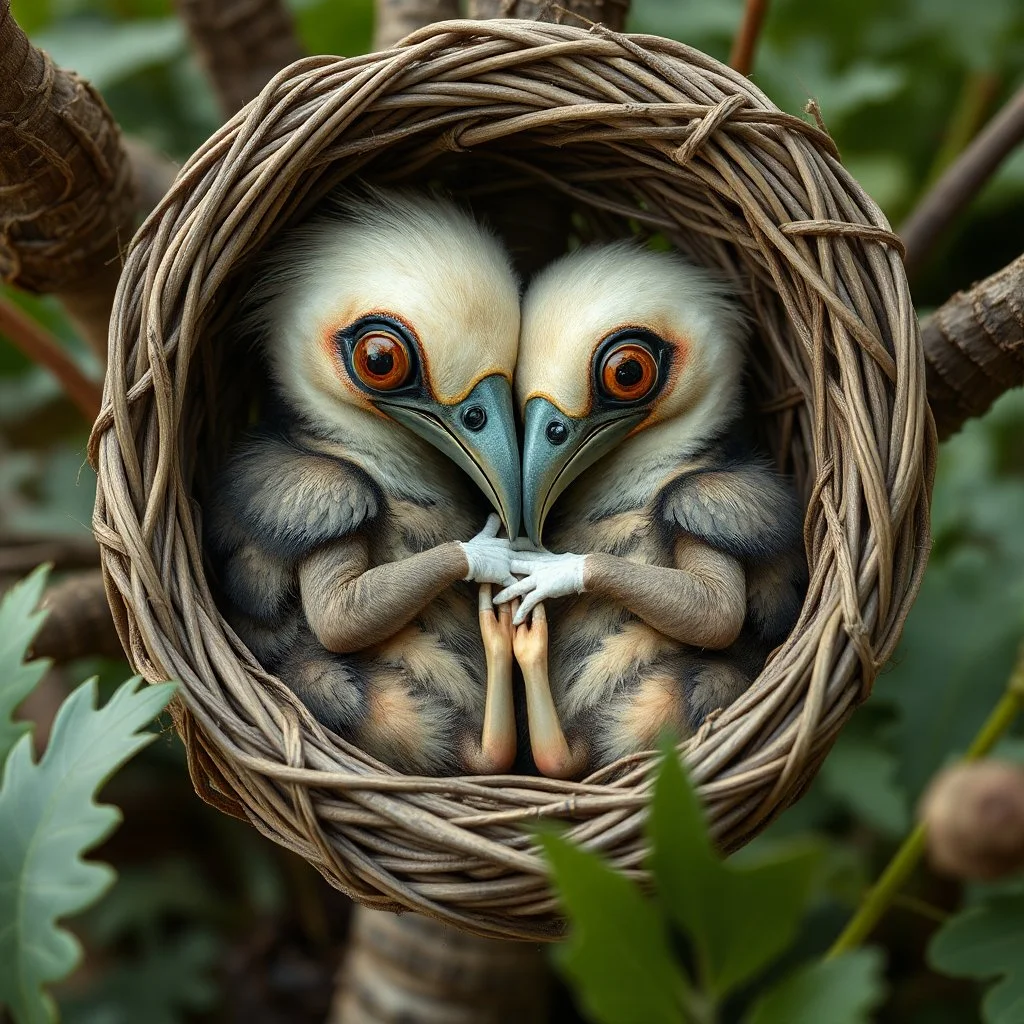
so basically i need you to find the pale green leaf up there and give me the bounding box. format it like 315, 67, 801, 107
31, 18, 185, 90
541, 833, 690, 1024
0, 565, 52, 765
650, 750, 821, 997
744, 950, 887, 1024
0, 676, 176, 1024
929, 894, 1024, 1024
819, 730, 909, 837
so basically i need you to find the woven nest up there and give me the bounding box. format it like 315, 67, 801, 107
90, 19, 935, 941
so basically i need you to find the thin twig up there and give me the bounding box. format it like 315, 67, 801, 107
728, 0, 769, 77
827, 643, 1024, 956
901, 82, 1024, 278
0, 297, 102, 422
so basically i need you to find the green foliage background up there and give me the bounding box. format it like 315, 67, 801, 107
2, 0, 1024, 1021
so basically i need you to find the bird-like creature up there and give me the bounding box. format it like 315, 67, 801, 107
205, 191, 523, 775
496, 244, 806, 778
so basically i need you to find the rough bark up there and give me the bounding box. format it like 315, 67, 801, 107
173, 0, 304, 117
466, 0, 629, 30
921, 253, 1024, 440
375, 0, 460, 50
0, 0, 137, 357
330, 909, 550, 1023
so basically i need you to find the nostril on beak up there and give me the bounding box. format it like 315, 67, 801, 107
545, 420, 568, 445
462, 406, 487, 431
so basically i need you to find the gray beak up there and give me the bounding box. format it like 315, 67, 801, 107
382, 374, 522, 539
521, 396, 643, 546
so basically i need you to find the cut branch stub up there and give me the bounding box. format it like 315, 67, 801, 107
174, 0, 304, 117
921, 252, 1024, 440
466, 0, 629, 32
0, 0, 136, 357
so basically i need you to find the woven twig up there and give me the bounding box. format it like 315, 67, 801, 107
90, 20, 934, 941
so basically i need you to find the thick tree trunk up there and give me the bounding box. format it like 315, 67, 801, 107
330, 910, 550, 1023
921, 253, 1024, 439
0, 0, 136, 357
173, 0, 304, 117
375, 0, 460, 50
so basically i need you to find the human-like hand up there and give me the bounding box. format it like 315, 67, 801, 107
478, 584, 514, 662
512, 600, 548, 667
459, 514, 516, 586
494, 550, 587, 625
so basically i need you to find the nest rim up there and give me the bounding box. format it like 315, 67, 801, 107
90, 18, 935, 941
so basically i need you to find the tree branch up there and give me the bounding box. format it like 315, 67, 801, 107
0, 533, 99, 576
0, 0, 137, 358
901, 82, 1024, 279
30, 570, 124, 663
0, 295, 102, 421
375, 0, 459, 50
729, 0, 770, 77
921, 252, 1024, 440
173, 0, 304, 117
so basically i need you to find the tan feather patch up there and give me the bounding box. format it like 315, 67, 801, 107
602, 670, 689, 761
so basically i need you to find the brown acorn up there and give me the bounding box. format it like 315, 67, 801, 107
920, 760, 1024, 881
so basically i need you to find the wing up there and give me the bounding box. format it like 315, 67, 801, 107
660, 459, 802, 562
204, 430, 380, 665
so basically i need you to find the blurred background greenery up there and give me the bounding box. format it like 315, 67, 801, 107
3, 0, 1024, 1021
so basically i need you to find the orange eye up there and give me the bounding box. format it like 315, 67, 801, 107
352, 332, 412, 391
600, 343, 659, 402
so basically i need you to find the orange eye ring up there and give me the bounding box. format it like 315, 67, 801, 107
600, 343, 659, 402
352, 332, 412, 392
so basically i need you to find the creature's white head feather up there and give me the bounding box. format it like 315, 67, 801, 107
247, 189, 520, 459
518, 243, 748, 485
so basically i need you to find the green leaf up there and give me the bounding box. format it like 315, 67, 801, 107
0, 565, 52, 765
649, 750, 821, 997
744, 950, 887, 1024
882, 410, 1024, 801
541, 832, 690, 1024
60, 929, 221, 1024
819, 729, 909, 837
0, 675, 176, 1024
31, 18, 185, 91
929, 894, 1024, 1024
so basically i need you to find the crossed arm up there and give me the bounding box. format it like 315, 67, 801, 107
494, 535, 747, 650
299, 514, 515, 654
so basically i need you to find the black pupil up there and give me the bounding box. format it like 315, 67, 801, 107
546, 421, 568, 444
616, 358, 644, 388
366, 345, 394, 377
463, 406, 486, 430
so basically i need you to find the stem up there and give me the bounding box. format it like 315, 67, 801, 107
0, 296, 102, 421
728, 0, 770, 77
827, 643, 1024, 957
901, 82, 1024, 279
